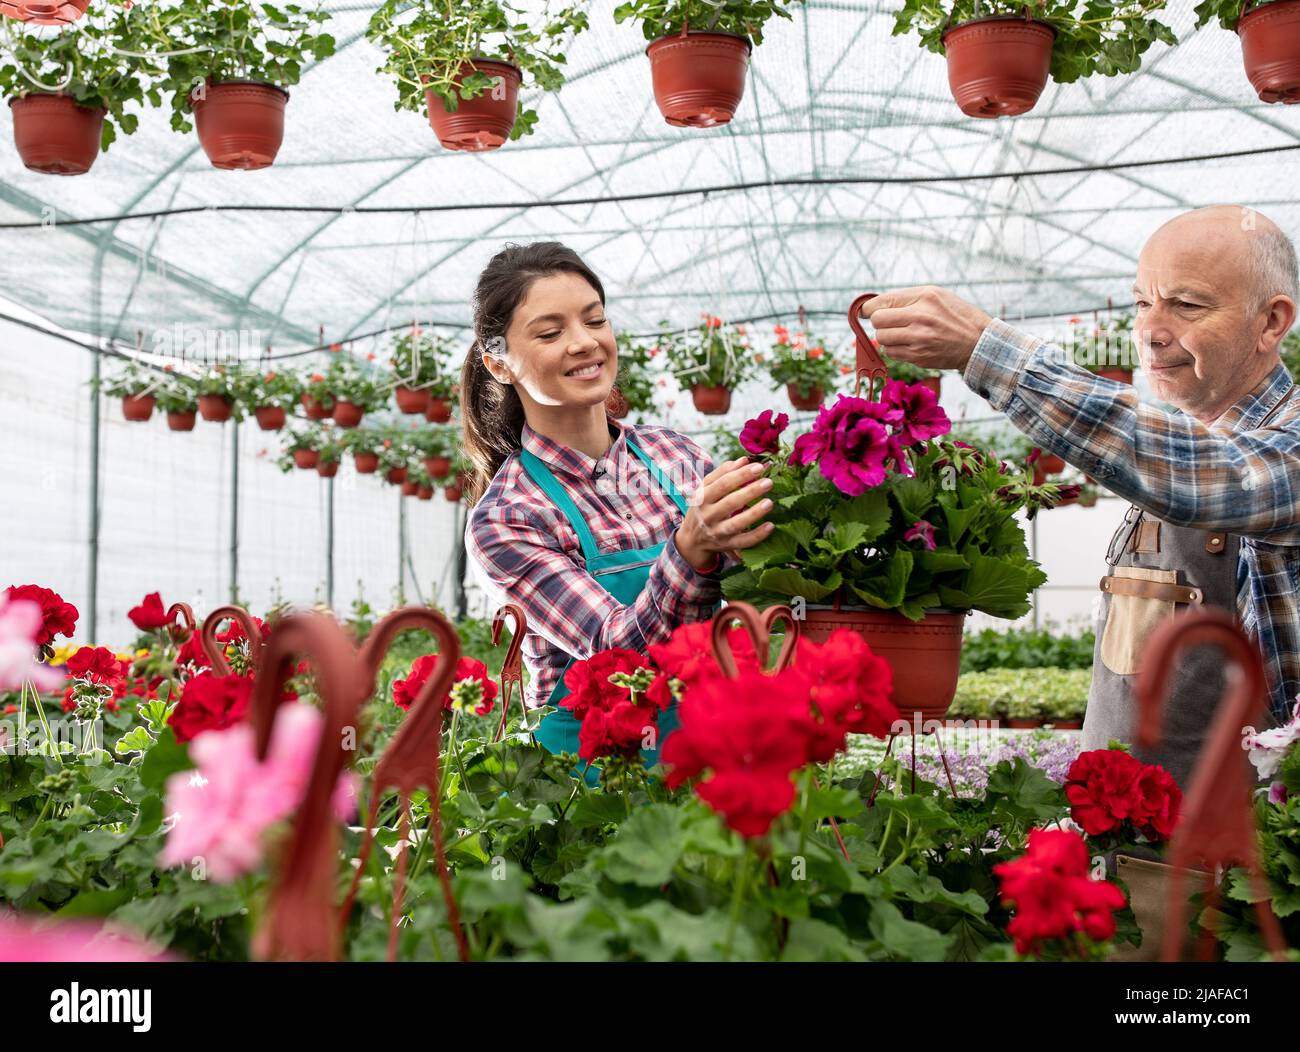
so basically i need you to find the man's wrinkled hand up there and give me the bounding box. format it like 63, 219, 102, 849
859, 286, 993, 372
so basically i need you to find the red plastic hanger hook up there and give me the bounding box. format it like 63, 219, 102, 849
1134, 608, 1287, 962
491, 603, 528, 742
200, 604, 263, 676
164, 602, 196, 640
710, 602, 799, 679
848, 293, 888, 400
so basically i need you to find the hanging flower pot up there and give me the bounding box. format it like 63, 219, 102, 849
198, 395, 233, 422
317, 461, 339, 479
444, 484, 463, 503
416, 485, 434, 501
1095, 366, 1133, 384
1238, 0, 1300, 103
386, 466, 408, 485
423, 455, 451, 479
920, 376, 941, 398
425, 60, 522, 153
166, 410, 196, 432
353, 451, 379, 474
331, 401, 364, 428
254, 406, 286, 431
9, 94, 106, 176
605, 386, 630, 418
292, 448, 319, 470
1, 0, 89, 25
801, 605, 967, 725
645, 30, 751, 128
302, 393, 331, 420
121, 395, 155, 422
425, 397, 452, 423
941, 16, 1056, 119
394, 385, 430, 414
786, 383, 823, 411
691, 383, 732, 415
1031, 453, 1066, 486
401, 479, 419, 497
189, 81, 289, 171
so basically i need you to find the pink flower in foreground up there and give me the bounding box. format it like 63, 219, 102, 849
738, 410, 789, 456
159, 702, 359, 883
0, 914, 174, 962
0, 596, 65, 693
882, 379, 951, 447
788, 395, 902, 496
903, 519, 937, 552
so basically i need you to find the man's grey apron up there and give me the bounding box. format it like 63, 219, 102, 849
1083, 389, 1293, 792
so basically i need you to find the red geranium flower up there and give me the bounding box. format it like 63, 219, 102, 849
1064, 748, 1181, 843
176, 630, 211, 670
559, 647, 648, 721
646, 622, 758, 689
392, 654, 498, 715
790, 630, 897, 761
738, 410, 789, 457
4, 584, 78, 647
167, 672, 254, 744
66, 646, 123, 685
127, 592, 171, 631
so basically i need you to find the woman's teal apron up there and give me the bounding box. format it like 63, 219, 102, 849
520, 435, 710, 787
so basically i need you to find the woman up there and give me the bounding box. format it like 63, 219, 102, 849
462, 241, 775, 776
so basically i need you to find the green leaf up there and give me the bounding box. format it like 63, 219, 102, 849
848, 550, 913, 610
868, 899, 953, 961
756, 567, 842, 603
139, 728, 193, 791
828, 488, 891, 545
781, 917, 867, 961
596, 804, 686, 887
738, 529, 798, 571
57, 886, 134, 918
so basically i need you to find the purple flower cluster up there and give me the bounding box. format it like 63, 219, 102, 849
883, 732, 1081, 798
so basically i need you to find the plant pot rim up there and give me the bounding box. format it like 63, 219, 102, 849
646, 29, 754, 55
421, 57, 523, 84
187, 79, 291, 108
1238, 0, 1300, 30
8, 92, 106, 114
801, 603, 969, 616
941, 13, 1059, 44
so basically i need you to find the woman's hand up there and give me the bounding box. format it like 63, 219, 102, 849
674, 457, 775, 572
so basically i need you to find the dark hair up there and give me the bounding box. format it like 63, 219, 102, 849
460, 241, 607, 506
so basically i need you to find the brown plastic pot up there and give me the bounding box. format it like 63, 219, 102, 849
9, 94, 105, 176
293, 448, 320, 470
423, 455, 451, 479
1032, 453, 1066, 485
198, 395, 233, 422
800, 606, 967, 725
302, 393, 331, 420
190, 81, 289, 170
646, 31, 751, 128
386, 466, 409, 485
166, 410, 196, 432
786, 383, 823, 411
605, 386, 630, 418
317, 461, 340, 479
332, 401, 364, 428
254, 405, 286, 431
444, 485, 463, 503
401, 479, 419, 497
425, 60, 521, 153
1095, 366, 1133, 384
425, 397, 452, 423
395, 385, 430, 414
353, 451, 379, 474
416, 486, 434, 501
691, 383, 732, 415
920, 376, 942, 398
941, 16, 1056, 119
2, 0, 89, 23
121, 394, 155, 422
1239, 0, 1300, 103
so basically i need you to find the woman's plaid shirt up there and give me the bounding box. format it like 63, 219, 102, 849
465, 419, 725, 709
965, 318, 1300, 722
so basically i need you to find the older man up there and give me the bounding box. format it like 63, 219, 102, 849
863, 205, 1300, 789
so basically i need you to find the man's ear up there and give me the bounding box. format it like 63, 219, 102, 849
1261, 295, 1297, 355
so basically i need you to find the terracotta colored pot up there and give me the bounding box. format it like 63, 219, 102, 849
190, 81, 288, 170
920, 376, 942, 398
293, 448, 320, 470
1239, 0, 1300, 103
417, 486, 434, 501
386, 466, 408, 485
317, 461, 339, 479
254, 405, 286, 431
302, 393, 331, 420
121, 394, 155, 422
395, 385, 430, 414
605, 386, 630, 418
425, 397, 452, 423
401, 479, 419, 497
646, 31, 751, 128
1005, 718, 1041, 729
1051, 719, 1083, 730
786, 383, 823, 411
353, 451, 379, 474
1036, 453, 1065, 478
941, 17, 1056, 118
691, 383, 732, 415
332, 400, 364, 428
2, 1, 90, 24
9, 94, 105, 176
166, 410, 196, 432
425, 60, 521, 152
198, 394, 233, 422
423, 455, 451, 479
444, 485, 463, 503
1080, 493, 1098, 508
800, 606, 967, 725
1095, 366, 1132, 384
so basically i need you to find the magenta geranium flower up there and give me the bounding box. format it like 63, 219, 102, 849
882, 379, 951, 447
738, 410, 789, 456
788, 396, 903, 495
904, 520, 937, 551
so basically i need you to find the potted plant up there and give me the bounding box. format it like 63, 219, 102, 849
155, 373, 200, 431
882, 350, 941, 398
720, 392, 1049, 722
301, 370, 334, 420
0, 9, 164, 175
149, 0, 336, 170
388, 326, 439, 414
420, 427, 453, 480
1196, 0, 1300, 103
381, 445, 409, 486
608, 332, 658, 420
615, 0, 803, 127
282, 429, 321, 470
241, 366, 301, 431
100, 361, 161, 422
316, 439, 342, 478
424, 367, 459, 424
322, 355, 378, 429
368, 0, 587, 152
1069, 312, 1137, 384
665, 315, 756, 415
766, 323, 840, 411
342, 429, 380, 474
892, 0, 1175, 118
194, 365, 240, 423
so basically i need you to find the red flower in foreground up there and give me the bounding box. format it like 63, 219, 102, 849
176, 630, 211, 670
646, 622, 757, 689
560, 647, 647, 721
994, 828, 1127, 957
790, 630, 897, 760
128, 592, 171, 631
738, 410, 789, 457
65, 646, 123, 685
559, 648, 660, 761
4, 584, 78, 647
392, 654, 498, 715
168, 672, 253, 744
1065, 748, 1182, 843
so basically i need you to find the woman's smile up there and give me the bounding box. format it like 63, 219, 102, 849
564, 359, 606, 381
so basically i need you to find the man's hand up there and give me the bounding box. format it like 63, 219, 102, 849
860, 286, 993, 372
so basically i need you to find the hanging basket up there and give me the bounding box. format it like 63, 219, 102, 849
691, 383, 732, 415
198, 395, 233, 422
353, 451, 379, 474
302, 393, 331, 420
425, 59, 522, 153
386, 466, 408, 485
646, 30, 751, 128
0, 1, 90, 25
166, 410, 196, 432
254, 405, 286, 431
941, 15, 1056, 118
317, 461, 340, 478
423, 455, 451, 479
190, 81, 289, 171
401, 479, 419, 497
293, 448, 320, 470
332, 401, 364, 428
1238, 0, 1300, 103
9, 94, 105, 176
1095, 366, 1133, 384
786, 383, 823, 411
425, 397, 453, 423
121, 394, 155, 422
394, 385, 430, 414
444, 484, 463, 503
920, 376, 942, 398
416, 485, 434, 501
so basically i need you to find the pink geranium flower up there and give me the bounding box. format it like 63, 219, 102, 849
738, 410, 789, 456
0, 596, 65, 693
882, 379, 952, 447
904, 520, 937, 551
0, 914, 174, 962
788, 396, 902, 495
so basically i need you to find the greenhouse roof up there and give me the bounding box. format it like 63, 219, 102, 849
3, 0, 1300, 355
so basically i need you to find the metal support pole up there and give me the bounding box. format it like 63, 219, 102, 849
397, 495, 407, 605
87, 342, 101, 640
230, 421, 239, 603
326, 474, 335, 610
